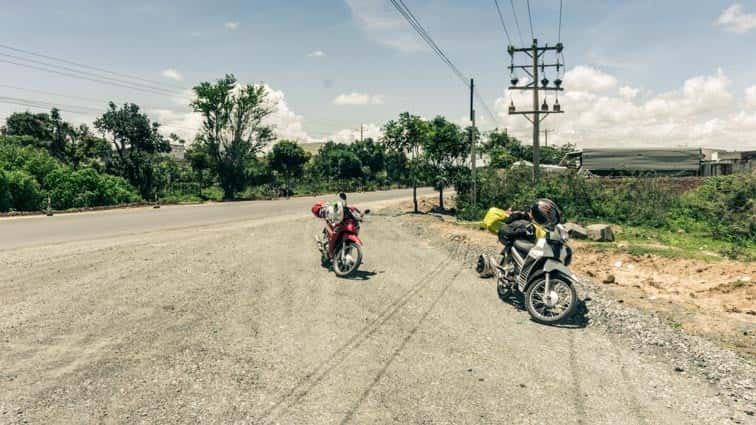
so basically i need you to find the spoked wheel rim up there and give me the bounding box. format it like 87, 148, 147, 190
526, 278, 576, 323
334, 242, 362, 277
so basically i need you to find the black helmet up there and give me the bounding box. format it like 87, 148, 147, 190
530, 198, 562, 227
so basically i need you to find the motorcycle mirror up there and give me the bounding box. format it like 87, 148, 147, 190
364, 209, 371, 215
338, 192, 347, 201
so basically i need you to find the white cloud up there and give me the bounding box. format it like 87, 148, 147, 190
344, 0, 424, 52
493, 67, 756, 150
307, 50, 326, 57
261, 84, 310, 141
161, 68, 183, 82
328, 123, 382, 143
564, 66, 617, 92
149, 108, 203, 141
716, 4, 756, 33
745, 85, 756, 109
333, 92, 385, 106
619, 86, 639, 100
149, 82, 386, 144
225, 21, 239, 30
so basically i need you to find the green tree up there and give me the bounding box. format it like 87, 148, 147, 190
385, 150, 409, 185
185, 142, 215, 197
425, 116, 468, 210
2, 111, 54, 144
95, 102, 170, 198
191, 74, 275, 199
70, 124, 111, 171
349, 138, 386, 182
382, 112, 430, 213
313, 142, 363, 182
268, 140, 309, 196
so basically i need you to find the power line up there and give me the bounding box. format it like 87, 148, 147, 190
390, 0, 467, 84
0, 52, 181, 97
0, 84, 124, 105
387, 0, 499, 125
0, 96, 199, 132
0, 83, 192, 114
0, 43, 187, 91
0, 97, 101, 116
0, 58, 189, 99
526, 0, 535, 40
510, 0, 525, 46
493, 0, 513, 46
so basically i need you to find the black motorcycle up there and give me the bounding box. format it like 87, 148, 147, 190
477, 223, 580, 324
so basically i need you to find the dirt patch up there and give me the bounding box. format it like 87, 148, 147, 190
571, 243, 755, 358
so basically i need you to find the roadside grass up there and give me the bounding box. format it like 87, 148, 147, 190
442, 217, 755, 263
616, 226, 756, 262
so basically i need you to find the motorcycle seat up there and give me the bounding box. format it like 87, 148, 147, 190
513, 239, 535, 255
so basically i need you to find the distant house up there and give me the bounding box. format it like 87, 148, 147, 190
511, 160, 568, 174
167, 143, 186, 161
700, 148, 754, 176
462, 151, 490, 169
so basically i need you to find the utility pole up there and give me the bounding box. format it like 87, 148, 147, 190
543, 128, 549, 146
508, 39, 564, 182
469, 78, 476, 208
360, 124, 364, 142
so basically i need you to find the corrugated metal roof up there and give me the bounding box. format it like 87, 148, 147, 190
581, 148, 701, 171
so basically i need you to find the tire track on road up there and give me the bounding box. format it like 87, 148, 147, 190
257, 242, 463, 424
569, 332, 588, 425
609, 339, 649, 425
339, 248, 468, 424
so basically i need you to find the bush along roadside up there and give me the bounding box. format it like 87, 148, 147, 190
454, 167, 756, 260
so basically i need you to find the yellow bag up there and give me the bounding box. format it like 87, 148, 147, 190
533, 224, 547, 239
483, 207, 510, 234
484, 206, 548, 239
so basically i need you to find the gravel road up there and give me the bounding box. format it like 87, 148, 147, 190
0, 198, 751, 424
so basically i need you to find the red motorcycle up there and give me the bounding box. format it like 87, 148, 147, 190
311, 193, 370, 277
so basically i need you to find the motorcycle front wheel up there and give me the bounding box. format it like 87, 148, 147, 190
524, 276, 577, 324
333, 242, 362, 277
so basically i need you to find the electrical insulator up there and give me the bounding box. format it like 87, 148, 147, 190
541, 100, 549, 111
541, 78, 549, 87
511, 77, 519, 86
509, 101, 516, 113
553, 99, 561, 112
554, 78, 562, 88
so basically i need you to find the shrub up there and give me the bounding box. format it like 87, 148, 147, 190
44, 167, 140, 210
0, 169, 43, 211
456, 167, 755, 244
669, 174, 755, 242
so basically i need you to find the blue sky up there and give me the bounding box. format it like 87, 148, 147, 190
1, 1, 755, 149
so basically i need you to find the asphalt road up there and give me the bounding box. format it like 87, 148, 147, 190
0, 191, 740, 424
0, 188, 436, 250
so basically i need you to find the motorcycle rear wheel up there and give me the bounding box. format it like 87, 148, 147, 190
525, 276, 577, 324
333, 242, 362, 277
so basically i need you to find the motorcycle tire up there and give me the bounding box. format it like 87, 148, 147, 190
333, 242, 362, 277
524, 276, 577, 325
